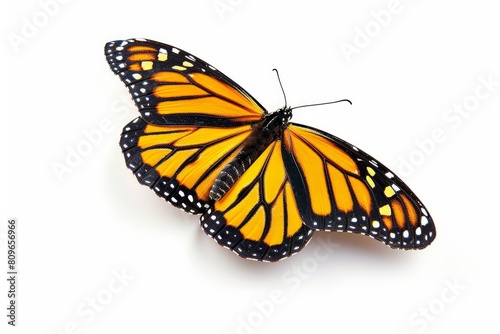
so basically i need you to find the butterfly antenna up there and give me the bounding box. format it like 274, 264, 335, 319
273, 68, 288, 107
292, 99, 352, 111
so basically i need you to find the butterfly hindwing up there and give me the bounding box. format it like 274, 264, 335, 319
105, 38, 266, 127
106, 38, 270, 215
120, 117, 255, 214
200, 141, 313, 262
282, 123, 436, 249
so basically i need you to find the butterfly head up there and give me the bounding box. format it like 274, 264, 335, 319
261, 106, 292, 139
278, 106, 293, 124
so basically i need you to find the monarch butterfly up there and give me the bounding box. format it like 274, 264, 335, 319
105, 38, 436, 262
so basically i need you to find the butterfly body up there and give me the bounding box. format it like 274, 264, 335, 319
210, 107, 292, 200
106, 38, 436, 262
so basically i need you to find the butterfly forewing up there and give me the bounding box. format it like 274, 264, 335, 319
106, 38, 269, 216
105, 39, 266, 127
283, 124, 436, 249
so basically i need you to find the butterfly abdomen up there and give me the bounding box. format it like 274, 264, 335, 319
209, 127, 273, 201
209, 111, 289, 201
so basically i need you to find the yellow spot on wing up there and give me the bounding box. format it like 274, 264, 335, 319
366, 175, 375, 188
141, 61, 153, 70
384, 186, 396, 198
158, 53, 168, 61
172, 65, 187, 71
182, 61, 194, 67
379, 204, 391, 216
367, 167, 376, 176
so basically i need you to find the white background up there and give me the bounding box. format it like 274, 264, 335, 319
1, 0, 499, 333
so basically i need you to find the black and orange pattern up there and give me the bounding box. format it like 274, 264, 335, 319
105, 38, 436, 262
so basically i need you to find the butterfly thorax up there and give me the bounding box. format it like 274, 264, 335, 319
209, 107, 292, 201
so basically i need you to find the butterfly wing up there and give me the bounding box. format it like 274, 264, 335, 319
105, 38, 266, 126
282, 123, 436, 249
200, 141, 313, 262
106, 39, 268, 213
120, 117, 256, 213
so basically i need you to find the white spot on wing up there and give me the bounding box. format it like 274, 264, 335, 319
421, 216, 429, 226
